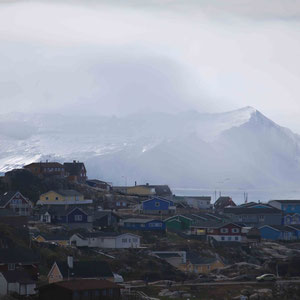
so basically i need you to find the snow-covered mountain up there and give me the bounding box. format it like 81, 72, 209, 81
1, 106, 300, 189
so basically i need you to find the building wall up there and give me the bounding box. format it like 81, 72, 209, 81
127, 186, 155, 196
115, 234, 140, 248
123, 220, 165, 231
183, 260, 224, 274
70, 235, 89, 247
67, 208, 88, 223
259, 227, 281, 240
142, 198, 172, 211
0, 274, 7, 295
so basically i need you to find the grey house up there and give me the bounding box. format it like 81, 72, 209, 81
223, 206, 282, 226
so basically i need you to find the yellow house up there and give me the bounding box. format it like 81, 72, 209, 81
126, 185, 156, 196
34, 234, 70, 246
37, 190, 91, 205
180, 256, 225, 274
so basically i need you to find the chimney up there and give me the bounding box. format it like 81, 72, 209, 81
73, 160, 76, 163
67, 256, 73, 269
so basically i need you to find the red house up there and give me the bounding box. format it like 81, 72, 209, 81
64, 161, 87, 183
207, 223, 243, 242
24, 162, 65, 178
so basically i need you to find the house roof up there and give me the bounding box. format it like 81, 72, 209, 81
94, 211, 122, 220
142, 197, 173, 204
39, 205, 90, 217
223, 207, 282, 215
186, 253, 218, 265
1, 270, 35, 284
123, 218, 161, 224
64, 162, 86, 176
75, 231, 140, 239
214, 197, 236, 209
55, 190, 83, 197
56, 261, 113, 279
287, 224, 300, 230
0, 247, 40, 264
36, 233, 70, 241
24, 162, 64, 168
0, 191, 26, 207
154, 253, 181, 258
40, 279, 120, 291
270, 200, 300, 204
259, 225, 297, 232
86, 179, 111, 185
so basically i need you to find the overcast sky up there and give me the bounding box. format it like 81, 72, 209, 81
1, 0, 300, 131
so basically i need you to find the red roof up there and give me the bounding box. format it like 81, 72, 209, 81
46, 279, 120, 291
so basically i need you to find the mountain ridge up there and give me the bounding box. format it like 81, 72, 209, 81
1, 106, 300, 190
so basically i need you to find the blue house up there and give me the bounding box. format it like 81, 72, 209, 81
283, 213, 300, 225
269, 200, 300, 214
259, 225, 297, 241
141, 197, 176, 215
40, 205, 90, 224
122, 218, 166, 231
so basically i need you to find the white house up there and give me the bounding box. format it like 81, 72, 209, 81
184, 196, 212, 210
0, 271, 36, 296
70, 232, 140, 248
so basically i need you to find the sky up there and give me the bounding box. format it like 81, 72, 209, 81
1, 0, 300, 131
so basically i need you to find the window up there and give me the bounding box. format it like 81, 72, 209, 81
122, 202, 126, 207
141, 224, 145, 227
220, 228, 228, 233
232, 228, 239, 233
235, 237, 239, 241
8, 264, 15, 271
155, 202, 160, 207
73, 291, 80, 300
259, 215, 265, 222
207, 265, 210, 270
46, 197, 49, 200
122, 238, 127, 243
207, 229, 214, 233
116, 202, 120, 206
221, 236, 225, 241
228, 236, 232, 241
74, 215, 83, 221
133, 238, 138, 242
55, 197, 59, 200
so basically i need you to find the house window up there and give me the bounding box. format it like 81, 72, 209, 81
207, 265, 210, 270
232, 228, 239, 233
122, 202, 126, 207
141, 224, 145, 227
155, 202, 160, 207
73, 292, 80, 300
259, 215, 265, 222
235, 237, 239, 241
46, 197, 49, 200
228, 236, 232, 241
55, 197, 59, 200
220, 228, 228, 233
122, 238, 127, 243
221, 236, 225, 241
116, 202, 121, 206
8, 264, 15, 271
74, 215, 83, 221
207, 229, 214, 233
133, 238, 138, 242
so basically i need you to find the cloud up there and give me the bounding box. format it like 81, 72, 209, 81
0, 1, 300, 131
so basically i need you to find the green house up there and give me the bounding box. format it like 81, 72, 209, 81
165, 215, 194, 231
